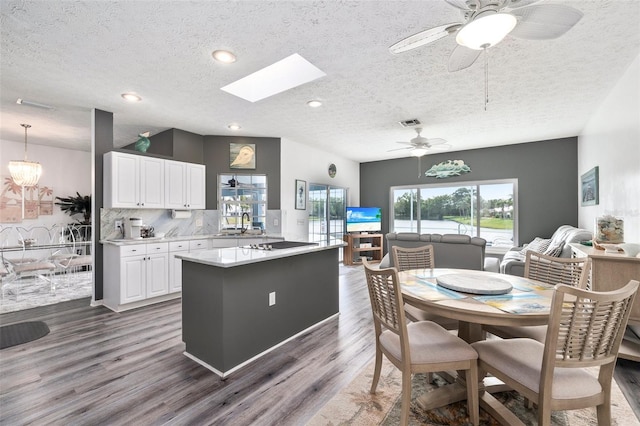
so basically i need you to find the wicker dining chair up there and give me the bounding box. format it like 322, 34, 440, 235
362, 259, 479, 426
484, 251, 590, 341
392, 245, 458, 330
472, 280, 639, 426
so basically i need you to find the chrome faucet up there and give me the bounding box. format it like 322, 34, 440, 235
241, 212, 250, 234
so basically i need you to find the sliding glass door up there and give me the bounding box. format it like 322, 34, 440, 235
308, 184, 347, 260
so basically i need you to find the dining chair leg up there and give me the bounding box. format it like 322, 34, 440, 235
400, 368, 412, 426
370, 345, 383, 394
466, 362, 479, 426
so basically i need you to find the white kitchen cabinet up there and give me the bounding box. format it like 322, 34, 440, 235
103, 242, 171, 311
104, 152, 165, 209
165, 160, 206, 210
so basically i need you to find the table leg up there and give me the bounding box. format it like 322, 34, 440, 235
416, 322, 507, 411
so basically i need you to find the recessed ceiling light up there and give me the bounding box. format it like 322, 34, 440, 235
227, 123, 241, 130
307, 100, 322, 108
121, 92, 142, 102
212, 50, 237, 63
221, 53, 326, 103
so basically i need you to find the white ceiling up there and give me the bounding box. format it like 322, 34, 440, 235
1, 0, 639, 163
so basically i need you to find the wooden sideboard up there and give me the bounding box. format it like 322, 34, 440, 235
570, 243, 640, 362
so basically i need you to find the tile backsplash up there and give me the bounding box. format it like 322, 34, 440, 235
100, 208, 281, 240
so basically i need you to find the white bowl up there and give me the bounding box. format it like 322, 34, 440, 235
154, 232, 166, 239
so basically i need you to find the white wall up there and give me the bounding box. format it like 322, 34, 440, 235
0, 140, 91, 227
280, 138, 360, 241
578, 54, 640, 242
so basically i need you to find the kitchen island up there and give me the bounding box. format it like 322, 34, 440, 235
176, 241, 343, 377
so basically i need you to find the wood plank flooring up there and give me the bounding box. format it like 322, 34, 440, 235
1, 264, 638, 425
0, 264, 375, 426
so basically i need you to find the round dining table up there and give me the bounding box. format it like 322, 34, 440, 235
398, 268, 556, 413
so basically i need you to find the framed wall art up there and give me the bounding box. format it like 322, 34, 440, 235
295, 179, 306, 210
580, 166, 599, 206
230, 143, 256, 169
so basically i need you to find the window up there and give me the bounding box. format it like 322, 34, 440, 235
219, 174, 267, 231
390, 179, 517, 246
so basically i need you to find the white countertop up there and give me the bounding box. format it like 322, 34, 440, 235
100, 233, 283, 246
176, 241, 345, 268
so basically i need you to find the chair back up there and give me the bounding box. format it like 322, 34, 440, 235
391, 245, 435, 272
543, 280, 639, 373
362, 259, 407, 339
524, 250, 589, 289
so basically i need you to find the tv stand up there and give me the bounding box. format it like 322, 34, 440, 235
343, 233, 383, 266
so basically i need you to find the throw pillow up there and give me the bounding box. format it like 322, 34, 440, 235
544, 241, 564, 257
519, 237, 551, 255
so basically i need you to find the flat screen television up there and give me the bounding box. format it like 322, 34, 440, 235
346, 207, 382, 233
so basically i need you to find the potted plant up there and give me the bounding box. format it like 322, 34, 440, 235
55, 192, 91, 225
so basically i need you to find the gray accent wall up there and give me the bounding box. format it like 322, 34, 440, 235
360, 137, 578, 245
203, 135, 281, 210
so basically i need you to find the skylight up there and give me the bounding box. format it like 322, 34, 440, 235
220, 53, 326, 102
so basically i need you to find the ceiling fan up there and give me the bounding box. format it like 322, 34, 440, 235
389, 127, 451, 157
389, 128, 451, 177
389, 0, 583, 72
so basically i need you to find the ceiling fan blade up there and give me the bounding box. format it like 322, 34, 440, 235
387, 146, 413, 152
510, 4, 583, 40
426, 138, 448, 146
448, 45, 482, 72
394, 141, 413, 146
389, 23, 461, 54
504, 0, 541, 9
444, 0, 472, 11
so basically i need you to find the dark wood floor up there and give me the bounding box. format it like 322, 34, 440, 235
1, 264, 638, 425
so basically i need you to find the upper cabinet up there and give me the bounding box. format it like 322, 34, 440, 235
165, 160, 206, 210
104, 152, 205, 210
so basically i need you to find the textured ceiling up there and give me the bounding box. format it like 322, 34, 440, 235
1, 0, 639, 162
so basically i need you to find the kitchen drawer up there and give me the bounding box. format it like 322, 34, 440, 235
119, 244, 147, 257
189, 240, 210, 251
169, 241, 189, 252
146, 242, 168, 254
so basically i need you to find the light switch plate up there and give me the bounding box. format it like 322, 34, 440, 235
269, 292, 276, 306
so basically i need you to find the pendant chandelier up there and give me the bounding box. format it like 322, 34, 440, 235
9, 123, 42, 186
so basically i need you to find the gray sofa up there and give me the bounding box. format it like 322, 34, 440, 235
500, 225, 592, 276
380, 232, 498, 272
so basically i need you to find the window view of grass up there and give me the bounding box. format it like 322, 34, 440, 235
391, 181, 516, 246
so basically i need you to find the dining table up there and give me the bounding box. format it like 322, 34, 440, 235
398, 267, 556, 415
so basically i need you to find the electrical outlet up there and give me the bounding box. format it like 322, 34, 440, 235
196, 218, 203, 226
115, 220, 123, 231
273, 218, 279, 226
269, 292, 276, 306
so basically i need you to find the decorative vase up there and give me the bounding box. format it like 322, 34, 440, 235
135, 135, 151, 153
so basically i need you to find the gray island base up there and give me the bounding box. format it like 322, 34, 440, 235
178, 243, 341, 377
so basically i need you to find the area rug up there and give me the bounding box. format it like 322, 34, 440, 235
307, 357, 639, 426
0, 321, 50, 349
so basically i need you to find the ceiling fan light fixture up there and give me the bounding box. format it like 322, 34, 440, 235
456, 12, 517, 50
9, 124, 42, 186
410, 147, 429, 157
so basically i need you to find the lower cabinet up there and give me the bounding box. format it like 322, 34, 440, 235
104, 242, 170, 311
103, 237, 284, 311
